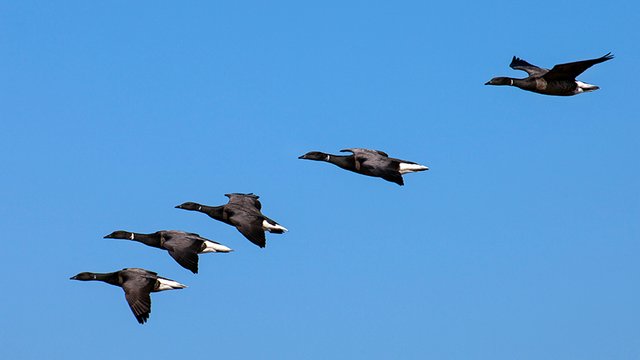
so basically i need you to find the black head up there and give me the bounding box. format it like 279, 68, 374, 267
298, 151, 329, 161
485, 77, 513, 86
70, 272, 97, 281
175, 202, 202, 211
104, 230, 131, 239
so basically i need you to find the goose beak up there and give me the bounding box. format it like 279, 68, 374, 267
484, 81, 491, 85
298, 154, 307, 159
70, 276, 77, 280
174, 205, 182, 209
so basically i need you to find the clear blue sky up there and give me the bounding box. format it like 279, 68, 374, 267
1, 1, 638, 359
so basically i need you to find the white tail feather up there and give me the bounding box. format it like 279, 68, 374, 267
201, 240, 232, 253
399, 162, 429, 174
262, 220, 288, 233
575, 81, 599, 93
156, 278, 187, 291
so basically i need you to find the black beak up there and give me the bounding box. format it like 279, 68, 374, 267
103, 234, 112, 239
484, 81, 491, 85
175, 205, 182, 209
70, 276, 77, 280
298, 155, 306, 159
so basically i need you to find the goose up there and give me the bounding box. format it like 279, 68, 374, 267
485, 53, 613, 96
70, 268, 186, 324
298, 148, 428, 185
104, 230, 232, 274
175, 193, 287, 248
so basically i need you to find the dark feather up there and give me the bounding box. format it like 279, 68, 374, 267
509, 56, 548, 76
234, 218, 267, 248
544, 53, 613, 80
120, 270, 155, 324
163, 237, 202, 274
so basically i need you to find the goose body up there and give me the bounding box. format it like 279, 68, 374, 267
70, 268, 186, 324
298, 148, 428, 185
104, 230, 232, 274
485, 53, 613, 96
175, 193, 287, 248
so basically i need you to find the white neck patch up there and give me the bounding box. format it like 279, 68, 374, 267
510, 79, 514, 86
198, 206, 202, 211
326, 155, 330, 161
130, 233, 135, 240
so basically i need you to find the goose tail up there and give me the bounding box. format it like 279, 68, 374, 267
399, 162, 429, 174
202, 240, 233, 253
156, 277, 187, 291
262, 219, 288, 233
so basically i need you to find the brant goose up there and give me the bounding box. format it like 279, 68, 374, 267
298, 148, 428, 185
70, 268, 186, 324
175, 193, 287, 248
104, 230, 232, 274
485, 53, 613, 96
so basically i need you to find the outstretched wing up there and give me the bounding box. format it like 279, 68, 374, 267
340, 148, 391, 172
366, 158, 405, 185
340, 149, 404, 185
544, 53, 613, 80
162, 234, 202, 274
340, 148, 389, 157
509, 56, 548, 76
226, 207, 267, 248
225, 193, 262, 210
120, 271, 155, 324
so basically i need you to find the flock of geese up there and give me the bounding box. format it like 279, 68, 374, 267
70, 53, 613, 324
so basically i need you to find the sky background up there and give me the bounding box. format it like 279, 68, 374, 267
1, 1, 639, 359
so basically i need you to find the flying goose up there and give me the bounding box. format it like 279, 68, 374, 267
298, 148, 428, 185
485, 53, 613, 96
70, 268, 186, 324
175, 193, 287, 248
104, 230, 232, 274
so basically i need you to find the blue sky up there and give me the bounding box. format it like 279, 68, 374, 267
1, 1, 638, 359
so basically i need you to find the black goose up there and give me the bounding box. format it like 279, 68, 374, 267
70, 268, 186, 324
104, 230, 232, 274
298, 148, 429, 185
485, 53, 613, 96
175, 193, 287, 248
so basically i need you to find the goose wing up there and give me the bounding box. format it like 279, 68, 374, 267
367, 162, 404, 186
543, 53, 613, 80
509, 56, 548, 76
340, 148, 389, 157
340, 148, 388, 172
225, 193, 262, 210
226, 207, 266, 248
162, 233, 201, 274
120, 270, 155, 324
342, 149, 404, 185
